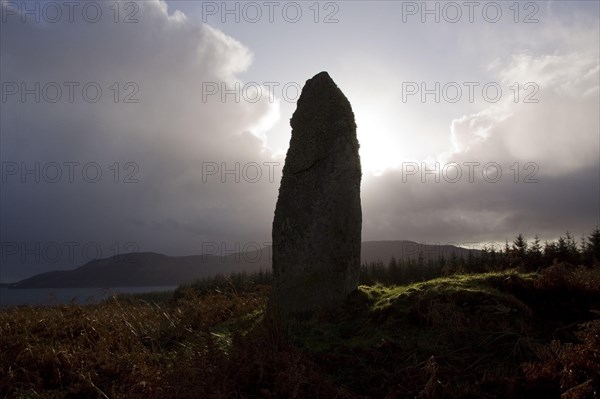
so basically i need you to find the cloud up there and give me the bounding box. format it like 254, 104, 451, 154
362, 163, 599, 246
0, 0, 280, 281
448, 50, 599, 176
361, 18, 599, 246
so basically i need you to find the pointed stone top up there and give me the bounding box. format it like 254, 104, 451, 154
293, 71, 354, 127
285, 70, 359, 177
300, 71, 336, 97
309, 70, 333, 83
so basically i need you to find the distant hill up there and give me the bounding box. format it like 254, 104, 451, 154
361, 240, 476, 263
11, 241, 477, 288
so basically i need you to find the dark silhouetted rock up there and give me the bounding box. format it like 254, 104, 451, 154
270, 71, 362, 315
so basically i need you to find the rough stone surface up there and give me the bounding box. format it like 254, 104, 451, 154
270, 71, 362, 315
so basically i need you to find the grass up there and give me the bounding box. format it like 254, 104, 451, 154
284, 271, 543, 397
111, 290, 175, 304
1, 266, 599, 398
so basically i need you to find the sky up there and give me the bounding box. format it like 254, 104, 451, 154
0, 0, 599, 282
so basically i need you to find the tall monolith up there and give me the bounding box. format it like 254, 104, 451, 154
270, 71, 362, 315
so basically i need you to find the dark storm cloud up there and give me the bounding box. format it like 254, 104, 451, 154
1, 0, 280, 281
362, 164, 599, 247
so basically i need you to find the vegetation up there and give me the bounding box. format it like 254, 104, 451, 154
361, 228, 600, 284
1, 229, 599, 398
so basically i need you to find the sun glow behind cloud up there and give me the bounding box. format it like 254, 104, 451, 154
353, 106, 423, 175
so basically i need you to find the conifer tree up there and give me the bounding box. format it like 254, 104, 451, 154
585, 227, 600, 266
512, 233, 528, 269
527, 235, 543, 271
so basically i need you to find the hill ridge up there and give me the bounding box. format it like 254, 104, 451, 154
10, 241, 478, 288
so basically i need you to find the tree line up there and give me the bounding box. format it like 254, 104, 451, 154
361, 228, 600, 285
180, 228, 600, 293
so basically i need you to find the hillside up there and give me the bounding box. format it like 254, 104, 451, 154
1, 265, 598, 398
10, 251, 270, 289
361, 240, 476, 262
11, 241, 474, 288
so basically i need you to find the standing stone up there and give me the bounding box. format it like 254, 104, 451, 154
270, 71, 362, 315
